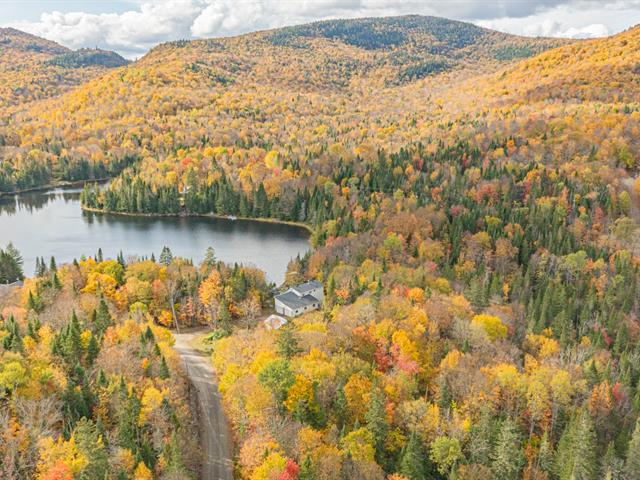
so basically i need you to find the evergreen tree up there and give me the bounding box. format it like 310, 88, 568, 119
399, 433, 427, 480
97, 369, 108, 387
601, 442, 624, 480
86, 335, 99, 365
491, 418, 524, 480
253, 183, 269, 217
537, 430, 554, 474
625, 418, 640, 478
218, 298, 232, 333
468, 407, 494, 466
5, 242, 23, 275
27, 290, 41, 312
159, 246, 173, 266
62, 364, 93, 437
74, 418, 109, 480
162, 433, 187, 475
204, 246, 217, 268
468, 277, 488, 311
277, 324, 301, 359
299, 456, 316, 480
27, 316, 41, 339
332, 386, 348, 431
2, 315, 23, 351
365, 387, 388, 464
239, 194, 250, 217
34, 257, 44, 277
143, 325, 155, 343
63, 311, 84, 365
94, 298, 113, 336
0, 243, 24, 283
52, 272, 62, 289
117, 388, 141, 453
572, 409, 598, 480
159, 356, 170, 380
437, 376, 451, 413
556, 409, 598, 480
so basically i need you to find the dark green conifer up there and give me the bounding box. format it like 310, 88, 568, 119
159, 356, 170, 380
399, 433, 427, 480
491, 418, 524, 480
86, 335, 100, 365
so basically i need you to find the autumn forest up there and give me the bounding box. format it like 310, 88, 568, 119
1, 13, 640, 480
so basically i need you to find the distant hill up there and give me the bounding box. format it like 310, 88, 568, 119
0, 28, 127, 108
266, 15, 565, 57
0, 27, 68, 55
46, 48, 128, 69
1, 14, 620, 194
427, 23, 640, 174
140, 15, 571, 89
475, 23, 640, 104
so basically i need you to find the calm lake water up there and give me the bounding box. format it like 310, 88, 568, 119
0, 187, 310, 284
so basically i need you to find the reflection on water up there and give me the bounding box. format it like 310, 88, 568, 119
0, 187, 310, 284
0, 188, 84, 216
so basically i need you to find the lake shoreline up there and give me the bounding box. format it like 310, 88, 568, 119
2, 187, 312, 285
80, 205, 315, 236
0, 178, 110, 198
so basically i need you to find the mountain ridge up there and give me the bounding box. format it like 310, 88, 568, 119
0, 27, 128, 108
0, 15, 631, 194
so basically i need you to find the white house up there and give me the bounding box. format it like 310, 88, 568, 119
274, 280, 324, 317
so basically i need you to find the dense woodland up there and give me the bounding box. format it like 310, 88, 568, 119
0, 246, 271, 479
0, 17, 566, 193
2, 13, 640, 480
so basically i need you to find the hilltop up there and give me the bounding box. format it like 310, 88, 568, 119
0, 27, 127, 108
140, 15, 570, 89
0, 27, 68, 55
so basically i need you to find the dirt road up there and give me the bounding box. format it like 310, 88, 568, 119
173, 331, 234, 480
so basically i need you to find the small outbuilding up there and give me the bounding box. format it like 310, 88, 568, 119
264, 314, 288, 330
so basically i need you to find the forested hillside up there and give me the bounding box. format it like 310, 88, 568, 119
0, 255, 200, 479
0, 16, 567, 193
0, 248, 270, 479
3, 13, 640, 480
0, 28, 129, 192
0, 28, 127, 109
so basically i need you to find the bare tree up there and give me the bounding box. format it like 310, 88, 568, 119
239, 294, 262, 329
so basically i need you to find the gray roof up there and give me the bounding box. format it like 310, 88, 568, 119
291, 279, 322, 294
275, 290, 319, 310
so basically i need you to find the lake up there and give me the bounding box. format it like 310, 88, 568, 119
0, 187, 311, 284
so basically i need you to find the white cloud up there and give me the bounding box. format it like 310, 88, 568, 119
521, 20, 610, 38
478, 1, 640, 40
7, 0, 204, 57
4, 0, 640, 58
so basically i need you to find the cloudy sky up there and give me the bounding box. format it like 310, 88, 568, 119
2, 0, 640, 58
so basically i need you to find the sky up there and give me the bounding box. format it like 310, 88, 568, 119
1, 0, 640, 58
